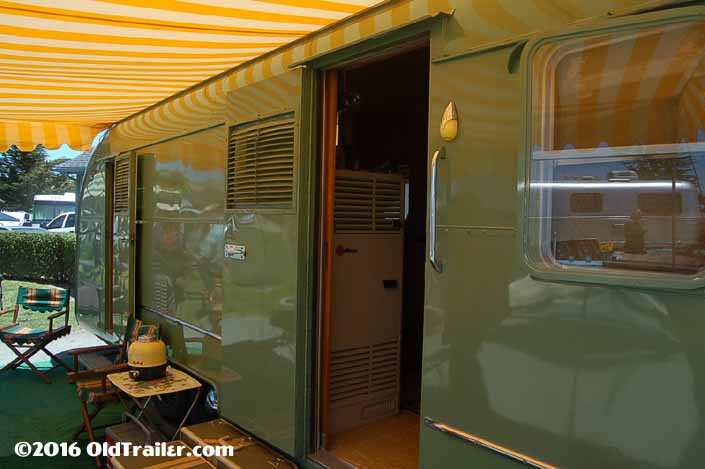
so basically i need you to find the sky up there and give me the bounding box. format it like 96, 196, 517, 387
45, 143, 83, 161
44, 130, 107, 161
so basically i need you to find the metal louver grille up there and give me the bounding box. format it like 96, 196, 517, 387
334, 171, 402, 233
227, 116, 295, 209
370, 341, 399, 395
334, 174, 373, 232
114, 158, 129, 213
330, 346, 370, 404
374, 178, 402, 232
329, 340, 400, 406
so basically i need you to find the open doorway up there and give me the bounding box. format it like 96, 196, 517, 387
316, 41, 430, 469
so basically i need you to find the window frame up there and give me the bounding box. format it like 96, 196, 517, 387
519, 6, 705, 291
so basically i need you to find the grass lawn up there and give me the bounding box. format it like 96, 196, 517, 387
1, 280, 78, 330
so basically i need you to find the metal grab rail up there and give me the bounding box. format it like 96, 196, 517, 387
424, 417, 560, 469
429, 148, 446, 273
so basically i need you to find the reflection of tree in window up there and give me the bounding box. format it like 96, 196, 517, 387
627, 156, 705, 213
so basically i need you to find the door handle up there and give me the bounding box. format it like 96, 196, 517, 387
430, 148, 446, 273
335, 245, 358, 256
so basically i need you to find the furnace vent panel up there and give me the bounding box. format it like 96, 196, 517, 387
329, 170, 405, 434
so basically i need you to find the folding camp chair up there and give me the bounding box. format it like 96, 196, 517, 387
0, 286, 72, 383
67, 317, 158, 453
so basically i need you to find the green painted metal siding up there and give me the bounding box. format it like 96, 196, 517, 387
420, 41, 526, 468
420, 6, 705, 469
219, 68, 311, 456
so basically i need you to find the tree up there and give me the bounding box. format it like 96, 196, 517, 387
625, 155, 705, 213
624, 156, 699, 184
0, 145, 75, 211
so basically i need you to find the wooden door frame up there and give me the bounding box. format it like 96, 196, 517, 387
316, 68, 338, 449
314, 38, 432, 452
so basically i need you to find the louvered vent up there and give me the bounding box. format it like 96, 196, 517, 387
329, 340, 400, 407
374, 178, 402, 232
334, 174, 373, 232
227, 115, 295, 209
114, 158, 129, 213
370, 341, 399, 395
335, 171, 403, 233
330, 346, 370, 404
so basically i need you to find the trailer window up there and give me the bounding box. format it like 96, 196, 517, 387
639, 193, 682, 216
528, 21, 705, 277
570, 193, 603, 213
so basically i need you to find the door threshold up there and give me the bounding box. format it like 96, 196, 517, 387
310, 450, 358, 469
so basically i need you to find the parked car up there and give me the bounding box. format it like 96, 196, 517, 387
45, 212, 75, 233
0, 225, 48, 232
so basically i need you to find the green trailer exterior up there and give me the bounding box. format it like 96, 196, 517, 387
76, 1, 705, 467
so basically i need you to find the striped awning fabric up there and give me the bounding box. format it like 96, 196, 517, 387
0, 0, 380, 151
548, 21, 705, 150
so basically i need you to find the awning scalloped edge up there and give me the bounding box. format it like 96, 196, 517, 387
0, 120, 107, 152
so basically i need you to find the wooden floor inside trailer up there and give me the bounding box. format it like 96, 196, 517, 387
326, 412, 419, 469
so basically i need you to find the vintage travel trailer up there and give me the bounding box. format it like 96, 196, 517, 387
75, 1, 705, 468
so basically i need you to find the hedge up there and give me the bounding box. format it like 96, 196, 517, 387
0, 232, 75, 285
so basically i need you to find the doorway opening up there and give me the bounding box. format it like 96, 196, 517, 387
315, 41, 430, 469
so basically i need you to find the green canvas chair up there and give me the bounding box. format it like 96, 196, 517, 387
0, 286, 72, 383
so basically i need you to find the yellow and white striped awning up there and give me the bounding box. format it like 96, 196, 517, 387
0, 0, 379, 151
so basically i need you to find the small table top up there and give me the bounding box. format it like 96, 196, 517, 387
108, 367, 201, 398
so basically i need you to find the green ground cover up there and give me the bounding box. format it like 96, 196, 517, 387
1, 280, 78, 330
0, 367, 121, 468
